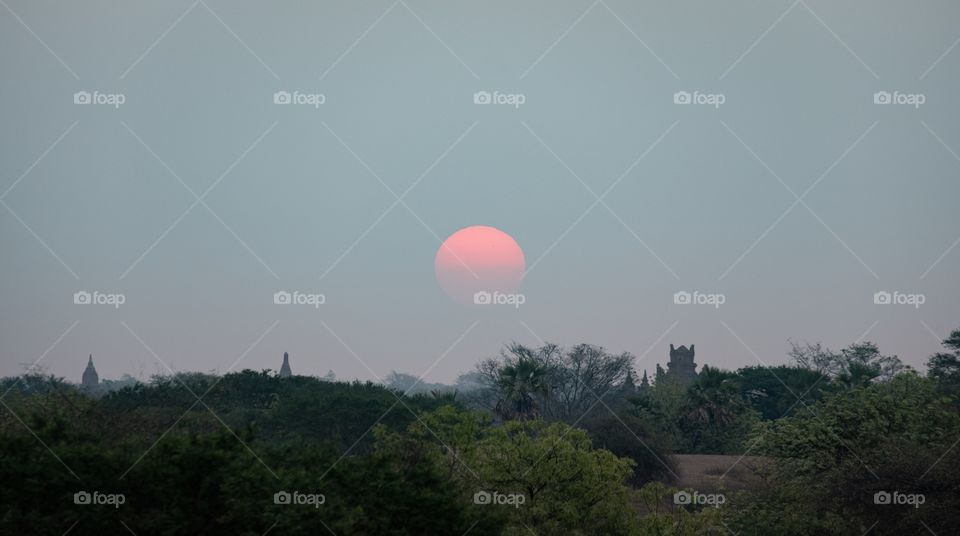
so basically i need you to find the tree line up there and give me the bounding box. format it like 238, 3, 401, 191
0, 328, 958, 534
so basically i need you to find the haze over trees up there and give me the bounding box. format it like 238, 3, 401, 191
1, 330, 958, 534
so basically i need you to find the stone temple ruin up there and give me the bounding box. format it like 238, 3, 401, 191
641, 344, 699, 391
666, 344, 698, 387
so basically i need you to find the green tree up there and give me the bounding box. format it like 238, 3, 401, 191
633, 481, 725, 535
631, 375, 687, 451
0, 388, 500, 535
393, 406, 643, 535
789, 341, 905, 388
542, 343, 634, 422
470, 420, 639, 535
478, 343, 635, 422
927, 327, 960, 399
491, 353, 551, 420
580, 411, 676, 485
733, 365, 828, 420
631, 367, 758, 454
677, 366, 760, 453
734, 373, 960, 535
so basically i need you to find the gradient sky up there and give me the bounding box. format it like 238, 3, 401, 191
1, 0, 958, 384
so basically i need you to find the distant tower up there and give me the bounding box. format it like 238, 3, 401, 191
620, 368, 637, 395
639, 370, 651, 393
279, 352, 292, 378
667, 344, 698, 387
81, 354, 99, 389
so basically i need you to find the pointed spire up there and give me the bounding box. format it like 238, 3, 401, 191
82, 354, 99, 389
655, 364, 666, 386
279, 352, 292, 378
622, 368, 636, 394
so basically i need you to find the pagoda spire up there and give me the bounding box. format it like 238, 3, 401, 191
82, 354, 99, 389
279, 352, 292, 378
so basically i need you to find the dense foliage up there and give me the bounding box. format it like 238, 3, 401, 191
2, 329, 958, 534
728, 374, 960, 534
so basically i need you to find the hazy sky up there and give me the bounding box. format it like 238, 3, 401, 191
1, 0, 958, 384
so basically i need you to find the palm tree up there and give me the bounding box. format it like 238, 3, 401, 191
494, 356, 549, 420
679, 367, 754, 452
683, 382, 738, 426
